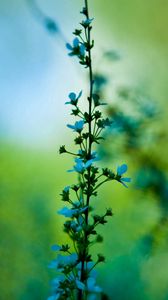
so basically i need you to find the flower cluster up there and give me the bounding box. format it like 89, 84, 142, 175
48, 1, 131, 300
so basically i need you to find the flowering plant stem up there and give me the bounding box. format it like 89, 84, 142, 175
48, 1, 131, 300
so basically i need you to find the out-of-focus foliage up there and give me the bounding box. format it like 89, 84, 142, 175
0, 143, 71, 299
93, 52, 168, 300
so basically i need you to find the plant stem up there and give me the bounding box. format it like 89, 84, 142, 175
78, 0, 93, 299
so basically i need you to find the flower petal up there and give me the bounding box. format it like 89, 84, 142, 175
73, 37, 80, 47
67, 124, 75, 130
66, 43, 73, 50
117, 164, 128, 176
76, 279, 85, 290
121, 177, 131, 182
69, 92, 76, 101
51, 244, 61, 251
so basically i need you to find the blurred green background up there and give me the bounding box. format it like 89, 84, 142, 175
0, 0, 168, 299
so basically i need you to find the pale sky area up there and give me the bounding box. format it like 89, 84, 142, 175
0, 0, 167, 149
0, 0, 84, 148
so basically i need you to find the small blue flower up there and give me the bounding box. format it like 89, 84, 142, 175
65, 90, 82, 105
63, 186, 70, 192
81, 18, 94, 27
116, 164, 131, 188
58, 206, 88, 218
57, 207, 75, 218
69, 92, 76, 101
68, 157, 97, 173
66, 38, 79, 50
66, 38, 85, 57
66, 37, 86, 58
67, 120, 84, 133
75, 158, 87, 173
49, 253, 78, 270
70, 220, 82, 232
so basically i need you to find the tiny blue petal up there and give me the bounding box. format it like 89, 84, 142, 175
73, 37, 80, 47
64, 186, 70, 192
87, 277, 102, 293
80, 44, 86, 56
85, 159, 95, 168
66, 43, 73, 50
67, 120, 84, 133
51, 244, 61, 251
74, 159, 85, 173
75, 120, 84, 130
76, 279, 85, 290
69, 92, 76, 101
67, 124, 75, 130
121, 177, 131, 182
117, 164, 128, 176
82, 18, 94, 26
58, 207, 74, 217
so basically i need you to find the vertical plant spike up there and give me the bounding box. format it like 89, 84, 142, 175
48, 1, 131, 299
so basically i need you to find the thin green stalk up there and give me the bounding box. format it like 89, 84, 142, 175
78, 0, 93, 298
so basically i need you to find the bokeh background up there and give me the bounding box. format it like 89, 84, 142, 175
0, 0, 168, 299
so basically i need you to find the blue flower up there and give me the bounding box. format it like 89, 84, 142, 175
75, 158, 92, 172
63, 186, 70, 192
49, 253, 78, 270
66, 38, 85, 57
70, 215, 84, 232
67, 120, 84, 133
68, 157, 97, 173
65, 90, 82, 105
116, 164, 131, 188
81, 18, 94, 27
57, 207, 75, 218
58, 206, 88, 218
66, 37, 79, 51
